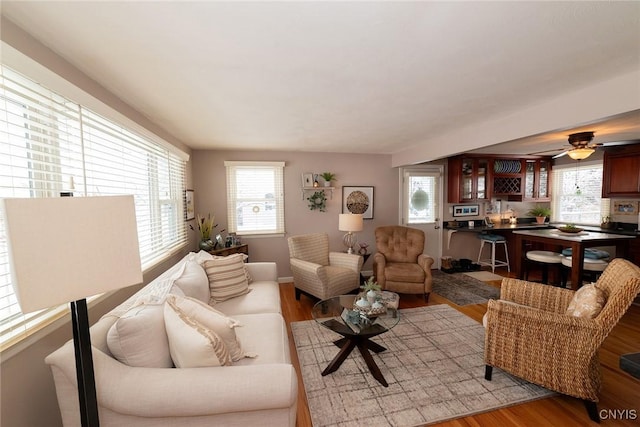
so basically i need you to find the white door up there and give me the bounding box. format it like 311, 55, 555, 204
400, 166, 443, 269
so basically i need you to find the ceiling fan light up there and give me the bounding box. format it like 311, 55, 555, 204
567, 147, 595, 160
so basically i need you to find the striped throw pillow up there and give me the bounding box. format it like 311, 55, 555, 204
204, 254, 252, 302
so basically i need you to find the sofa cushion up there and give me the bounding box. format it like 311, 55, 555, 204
166, 294, 255, 362
107, 303, 172, 368
173, 260, 210, 303
204, 254, 252, 302
566, 284, 607, 318
164, 298, 232, 368
213, 281, 282, 316
232, 313, 291, 365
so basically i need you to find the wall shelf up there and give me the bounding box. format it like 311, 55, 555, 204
302, 186, 334, 200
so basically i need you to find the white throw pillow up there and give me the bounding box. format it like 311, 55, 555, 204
204, 254, 252, 302
164, 298, 231, 368
566, 284, 607, 318
165, 294, 255, 361
173, 260, 210, 303
107, 303, 173, 368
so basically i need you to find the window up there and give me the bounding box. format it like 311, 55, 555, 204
551, 162, 609, 225
0, 65, 188, 348
225, 161, 285, 235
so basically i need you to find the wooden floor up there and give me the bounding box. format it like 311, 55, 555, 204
279, 270, 640, 427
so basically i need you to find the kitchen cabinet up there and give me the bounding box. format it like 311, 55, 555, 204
602, 144, 640, 198
523, 159, 551, 201
448, 156, 490, 203
492, 158, 524, 199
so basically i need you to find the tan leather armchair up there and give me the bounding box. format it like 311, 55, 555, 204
288, 233, 363, 301
484, 258, 640, 422
372, 226, 434, 301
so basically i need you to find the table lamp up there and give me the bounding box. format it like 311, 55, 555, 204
1, 196, 143, 427
338, 213, 363, 254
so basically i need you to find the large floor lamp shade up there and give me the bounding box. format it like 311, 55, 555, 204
1, 196, 143, 427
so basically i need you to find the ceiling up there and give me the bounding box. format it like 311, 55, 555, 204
2, 1, 639, 160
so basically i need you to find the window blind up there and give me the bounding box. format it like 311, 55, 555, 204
0, 65, 187, 348
551, 162, 609, 225
225, 161, 285, 235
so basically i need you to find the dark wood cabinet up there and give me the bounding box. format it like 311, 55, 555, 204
523, 159, 551, 201
208, 244, 249, 260
448, 156, 490, 203
448, 154, 552, 203
602, 144, 640, 198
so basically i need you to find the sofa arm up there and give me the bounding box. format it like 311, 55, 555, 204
372, 253, 387, 287
47, 344, 297, 420
245, 262, 278, 282
329, 252, 363, 273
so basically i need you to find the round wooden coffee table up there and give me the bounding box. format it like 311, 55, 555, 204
311, 294, 400, 387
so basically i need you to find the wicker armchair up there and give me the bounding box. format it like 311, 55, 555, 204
372, 226, 434, 301
484, 258, 640, 422
287, 233, 363, 301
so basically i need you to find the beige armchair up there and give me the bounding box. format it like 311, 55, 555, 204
287, 233, 363, 301
372, 226, 434, 301
484, 258, 640, 422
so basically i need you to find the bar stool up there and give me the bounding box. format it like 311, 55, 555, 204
524, 250, 564, 285
560, 256, 610, 287
477, 234, 510, 273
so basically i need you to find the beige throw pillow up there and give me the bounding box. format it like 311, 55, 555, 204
173, 260, 210, 303
165, 294, 255, 361
107, 303, 173, 368
566, 284, 607, 318
164, 297, 231, 368
204, 254, 252, 302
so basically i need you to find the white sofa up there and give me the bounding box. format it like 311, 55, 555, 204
45, 252, 298, 427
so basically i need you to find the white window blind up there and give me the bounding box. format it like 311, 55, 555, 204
0, 65, 187, 348
551, 162, 609, 225
225, 161, 285, 235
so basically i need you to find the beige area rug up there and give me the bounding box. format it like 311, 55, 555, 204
291, 304, 554, 427
462, 271, 504, 282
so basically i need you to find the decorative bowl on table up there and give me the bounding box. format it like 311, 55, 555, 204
557, 226, 584, 234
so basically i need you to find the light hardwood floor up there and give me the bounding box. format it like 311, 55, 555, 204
279, 272, 640, 427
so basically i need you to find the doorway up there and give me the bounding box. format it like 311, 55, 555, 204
399, 166, 443, 269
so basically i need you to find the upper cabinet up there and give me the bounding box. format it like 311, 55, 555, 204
448, 154, 552, 203
448, 156, 490, 203
602, 144, 640, 198
523, 159, 551, 201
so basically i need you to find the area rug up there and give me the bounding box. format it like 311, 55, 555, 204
292, 304, 554, 427
462, 271, 504, 282
431, 270, 500, 305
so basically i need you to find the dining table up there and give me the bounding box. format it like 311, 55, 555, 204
513, 229, 636, 290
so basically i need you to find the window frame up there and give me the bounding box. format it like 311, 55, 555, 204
550, 160, 609, 226
0, 64, 189, 351
224, 161, 286, 236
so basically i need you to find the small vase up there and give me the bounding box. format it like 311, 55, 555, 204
199, 239, 214, 251
367, 290, 377, 304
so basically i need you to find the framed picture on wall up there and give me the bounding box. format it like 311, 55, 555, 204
452, 204, 479, 217
185, 189, 195, 221
302, 173, 314, 187
342, 186, 374, 219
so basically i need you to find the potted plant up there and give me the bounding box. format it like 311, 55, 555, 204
527, 205, 551, 224
320, 172, 336, 187
361, 276, 381, 303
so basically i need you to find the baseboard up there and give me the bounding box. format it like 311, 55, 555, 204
279, 276, 293, 283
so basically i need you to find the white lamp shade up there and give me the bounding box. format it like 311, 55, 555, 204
567, 147, 595, 160
338, 213, 364, 232
2, 196, 143, 313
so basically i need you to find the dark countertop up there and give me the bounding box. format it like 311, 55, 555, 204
445, 221, 639, 236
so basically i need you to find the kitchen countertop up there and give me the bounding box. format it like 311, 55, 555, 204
445, 222, 639, 236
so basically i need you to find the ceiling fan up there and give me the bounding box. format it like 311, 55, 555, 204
531, 131, 637, 160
